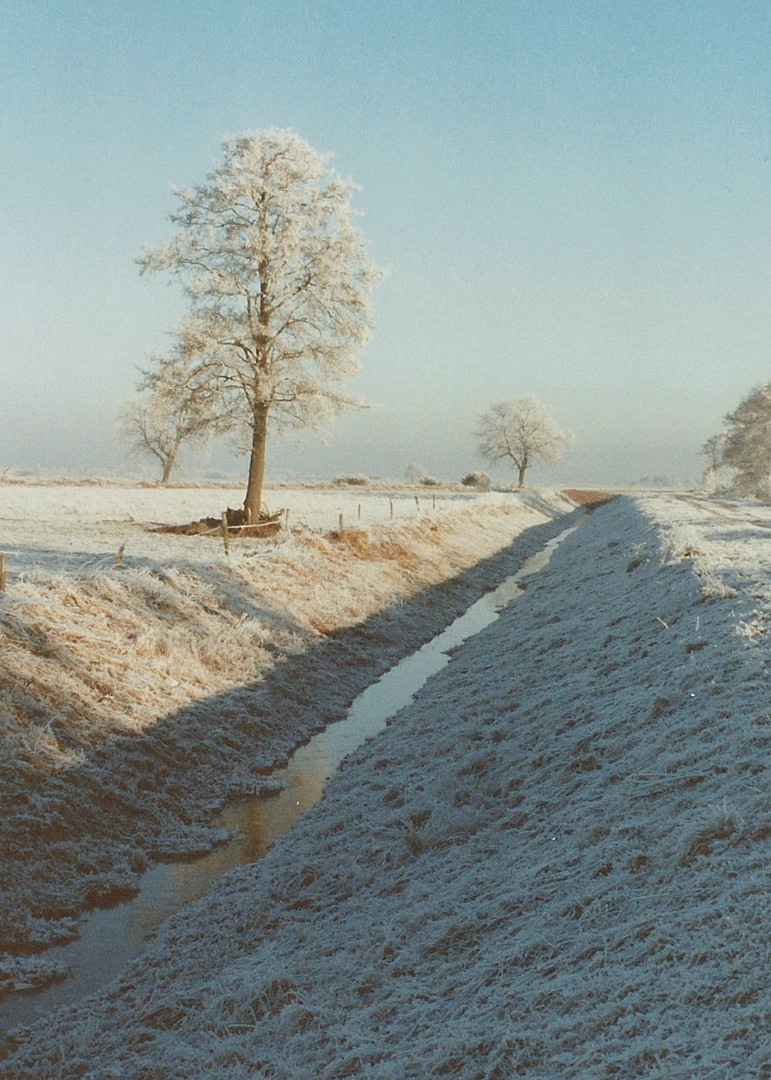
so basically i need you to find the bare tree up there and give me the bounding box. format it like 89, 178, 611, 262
139, 129, 378, 522
699, 433, 726, 492
475, 396, 569, 488
118, 353, 224, 483
723, 383, 771, 497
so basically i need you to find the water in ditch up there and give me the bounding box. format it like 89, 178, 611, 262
0, 517, 581, 1042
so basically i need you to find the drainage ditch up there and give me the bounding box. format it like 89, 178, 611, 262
0, 516, 582, 1043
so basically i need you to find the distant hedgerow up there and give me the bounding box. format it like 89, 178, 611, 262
333, 475, 370, 488
461, 472, 491, 490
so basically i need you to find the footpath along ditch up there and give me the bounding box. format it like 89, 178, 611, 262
3, 493, 769, 1077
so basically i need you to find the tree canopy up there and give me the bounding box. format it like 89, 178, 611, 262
118, 350, 228, 484
139, 129, 378, 520
475, 396, 570, 488
722, 382, 771, 497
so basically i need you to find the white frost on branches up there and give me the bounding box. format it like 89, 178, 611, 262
722, 382, 771, 498
118, 351, 226, 483
138, 129, 379, 517
474, 396, 570, 488
699, 433, 726, 494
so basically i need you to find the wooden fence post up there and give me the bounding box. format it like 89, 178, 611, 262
221, 512, 231, 554
0, 554, 6, 592
285, 508, 291, 533
113, 544, 125, 569
339, 513, 345, 535
389, 499, 394, 520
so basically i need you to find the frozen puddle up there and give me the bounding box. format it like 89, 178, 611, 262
0, 517, 581, 1040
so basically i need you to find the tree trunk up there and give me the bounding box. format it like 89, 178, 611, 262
517, 464, 526, 488
161, 455, 175, 485
243, 403, 269, 523
160, 436, 183, 486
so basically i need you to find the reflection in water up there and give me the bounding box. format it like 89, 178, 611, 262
0, 518, 580, 1040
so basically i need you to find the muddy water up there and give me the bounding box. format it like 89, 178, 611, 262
0, 517, 581, 1041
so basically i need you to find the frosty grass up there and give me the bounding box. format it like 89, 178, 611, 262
0, 485, 572, 990
2, 489, 770, 1077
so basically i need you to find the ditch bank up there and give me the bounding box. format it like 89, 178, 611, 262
0, 493, 576, 996
4, 493, 768, 1078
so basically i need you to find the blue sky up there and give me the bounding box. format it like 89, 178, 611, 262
2, 1, 771, 485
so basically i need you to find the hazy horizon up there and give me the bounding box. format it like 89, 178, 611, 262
3, 2, 770, 489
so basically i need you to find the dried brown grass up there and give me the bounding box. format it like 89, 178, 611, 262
0, 504, 549, 779
562, 489, 617, 508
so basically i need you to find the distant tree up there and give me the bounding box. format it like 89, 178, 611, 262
699, 433, 726, 492
722, 383, 771, 497
474, 396, 570, 488
118, 353, 224, 484
405, 463, 428, 484
118, 397, 186, 485
139, 128, 378, 522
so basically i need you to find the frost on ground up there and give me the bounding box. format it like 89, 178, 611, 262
0, 484, 574, 997
2, 492, 769, 1079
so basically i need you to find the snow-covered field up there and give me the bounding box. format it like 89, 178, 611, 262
0, 482, 500, 581
2, 491, 769, 1078
0, 482, 576, 1006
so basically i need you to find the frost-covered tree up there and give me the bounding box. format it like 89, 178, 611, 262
475, 396, 569, 488
701, 433, 725, 472
405, 463, 428, 484
699, 433, 726, 492
139, 129, 378, 522
118, 353, 224, 483
723, 383, 771, 497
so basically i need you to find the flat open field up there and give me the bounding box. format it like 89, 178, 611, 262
0, 482, 508, 581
